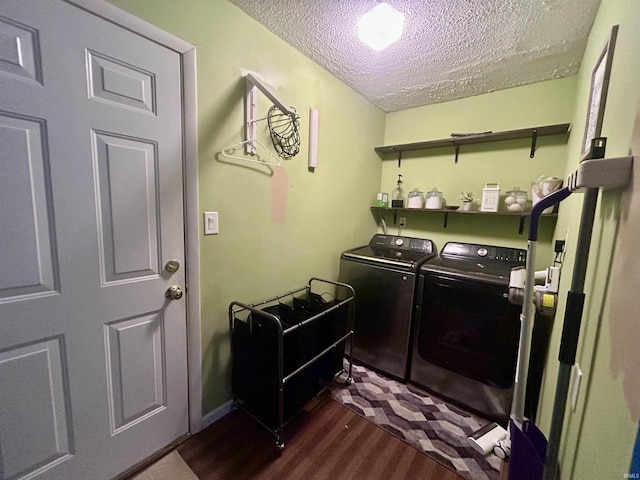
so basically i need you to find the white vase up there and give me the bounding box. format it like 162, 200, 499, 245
463, 201, 473, 211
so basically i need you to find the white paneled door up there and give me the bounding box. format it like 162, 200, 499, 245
0, 2, 189, 479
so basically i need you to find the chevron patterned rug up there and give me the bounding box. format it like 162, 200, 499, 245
329, 361, 501, 480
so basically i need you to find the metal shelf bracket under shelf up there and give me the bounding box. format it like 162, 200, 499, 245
375, 123, 570, 166
443, 210, 527, 232
371, 207, 556, 235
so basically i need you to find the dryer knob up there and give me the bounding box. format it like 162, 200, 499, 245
395, 238, 404, 246
477, 248, 488, 257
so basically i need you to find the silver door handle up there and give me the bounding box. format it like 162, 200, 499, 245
165, 285, 183, 300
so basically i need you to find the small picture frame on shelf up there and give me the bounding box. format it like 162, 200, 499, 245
580, 25, 618, 161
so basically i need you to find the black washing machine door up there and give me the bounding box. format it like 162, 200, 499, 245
415, 273, 521, 389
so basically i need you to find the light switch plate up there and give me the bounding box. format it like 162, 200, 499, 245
204, 211, 219, 235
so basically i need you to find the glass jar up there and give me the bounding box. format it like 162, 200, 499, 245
425, 188, 443, 209
391, 175, 405, 208
407, 188, 424, 208
505, 187, 527, 212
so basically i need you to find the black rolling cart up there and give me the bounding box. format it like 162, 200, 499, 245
229, 277, 355, 451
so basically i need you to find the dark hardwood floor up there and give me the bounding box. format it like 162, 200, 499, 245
178, 394, 464, 480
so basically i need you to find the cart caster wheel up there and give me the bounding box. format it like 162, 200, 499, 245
275, 441, 285, 452
345, 377, 353, 386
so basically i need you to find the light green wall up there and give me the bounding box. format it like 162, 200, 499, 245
107, 0, 385, 413
106, 4, 640, 475
380, 77, 577, 262
535, 1, 640, 478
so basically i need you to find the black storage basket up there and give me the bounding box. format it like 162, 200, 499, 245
230, 281, 352, 432
292, 293, 347, 383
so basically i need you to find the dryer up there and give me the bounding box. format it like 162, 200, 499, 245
410, 242, 525, 423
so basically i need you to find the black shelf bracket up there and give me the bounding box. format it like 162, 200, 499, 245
530, 129, 538, 158
519, 215, 526, 234
443, 212, 449, 228
393, 149, 402, 168
377, 210, 397, 224
454, 144, 460, 164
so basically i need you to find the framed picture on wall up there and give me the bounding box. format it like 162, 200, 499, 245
581, 25, 619, 161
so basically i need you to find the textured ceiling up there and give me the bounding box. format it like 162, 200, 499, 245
229, 0, 601, 112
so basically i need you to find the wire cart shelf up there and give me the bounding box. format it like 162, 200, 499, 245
229, 277, 355, 451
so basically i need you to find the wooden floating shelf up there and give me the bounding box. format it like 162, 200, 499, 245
370, 206, 558, 216
375, 123, 570, 154
374, 123, 571, 165
370, 206, 558, 235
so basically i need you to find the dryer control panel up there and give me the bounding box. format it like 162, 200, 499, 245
442, 242, 526, 264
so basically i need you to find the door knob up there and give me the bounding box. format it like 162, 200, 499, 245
165, 285, 183, 300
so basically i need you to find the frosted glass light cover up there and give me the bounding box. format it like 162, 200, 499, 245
357, 3, 405, 52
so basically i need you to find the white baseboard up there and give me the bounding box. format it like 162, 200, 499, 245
201, 400, 233, 429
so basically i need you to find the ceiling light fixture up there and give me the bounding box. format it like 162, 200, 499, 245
357, 2, 405, 52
